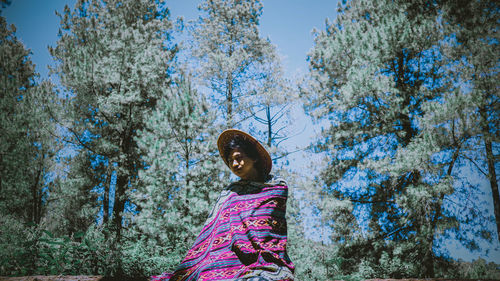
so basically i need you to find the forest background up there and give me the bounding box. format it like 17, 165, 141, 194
0, 0, 499, 279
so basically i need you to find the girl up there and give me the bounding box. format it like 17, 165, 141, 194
152, 129, 294, 281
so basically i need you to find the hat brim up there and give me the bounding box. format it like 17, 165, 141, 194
217, 129, 272, 177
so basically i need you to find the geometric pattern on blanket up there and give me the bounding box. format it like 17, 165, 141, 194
151, 177, 295, 281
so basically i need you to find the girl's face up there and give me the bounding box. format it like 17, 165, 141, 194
228, 148, 260, 181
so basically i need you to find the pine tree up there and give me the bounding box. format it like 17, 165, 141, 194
49, 0, 177, 245
304, 0, 451, 277
383, 2, 499, 274
0, 15, 37, 221
0, 15, 62, 274
439, 0, 499, 242
44, 149, 101, 236
0, 16, 59, 225
24, 81, 63, 225
190, 0, 278, 127
247, 53, 294, 145
284, 168, 348, 280
129, 75, 224, 275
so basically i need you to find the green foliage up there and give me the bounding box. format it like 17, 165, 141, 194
454, 258, 500, 279
0, 216, 37, 275
49, 0, 178, 242
302, 0, 499, 278
439, 0, 500, 242
120, 233, 187, 278
0, 15, 47, 223
43, 151, 101, 237
0, 220, 117, 276
433, 257, 500, 279
130, 75, 225, 275
1, 0, 498, 279
0, 12, 68, 276
191, 0, 280, 127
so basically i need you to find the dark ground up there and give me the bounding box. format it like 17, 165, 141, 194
1, 277, 499, 281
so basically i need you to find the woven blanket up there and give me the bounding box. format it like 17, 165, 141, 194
152, 177, 295, 281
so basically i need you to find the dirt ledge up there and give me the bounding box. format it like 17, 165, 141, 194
0, 277, 146, 281
1, 277, 498, 281
0, 277, 103, 281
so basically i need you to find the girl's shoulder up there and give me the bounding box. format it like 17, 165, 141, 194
265, 174, 287, 186
225, 174, 287, 195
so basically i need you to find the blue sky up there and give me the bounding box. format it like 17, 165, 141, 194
3, 0, 338, 79
2, 0, 333, 150
3, 0, 499, 264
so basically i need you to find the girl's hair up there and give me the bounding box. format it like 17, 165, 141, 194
223, 134, 265, 176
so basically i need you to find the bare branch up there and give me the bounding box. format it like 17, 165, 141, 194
462, 154, 488, 176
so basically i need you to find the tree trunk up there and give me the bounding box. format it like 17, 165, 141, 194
31, 168, 42, 224
227, 73, 233, 126
485, 138, 500, 241
113, 107, 134, 242
113, 173, 127, 242
103, 168, 111, 225
185, 144, 190, 187
424, 145, 461, 277
36, 183, 43, 225
480, 106, 500, 242
422, 234, 434, 278
0, 155, 3, 194
266, 105, 272, 147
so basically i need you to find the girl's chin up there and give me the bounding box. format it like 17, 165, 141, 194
234, 172, 248, 179
231, 169, 242, 175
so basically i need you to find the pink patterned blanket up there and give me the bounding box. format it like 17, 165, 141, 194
152, 178, 294, 281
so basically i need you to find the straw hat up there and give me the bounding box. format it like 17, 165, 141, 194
217, 129, 272, 177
